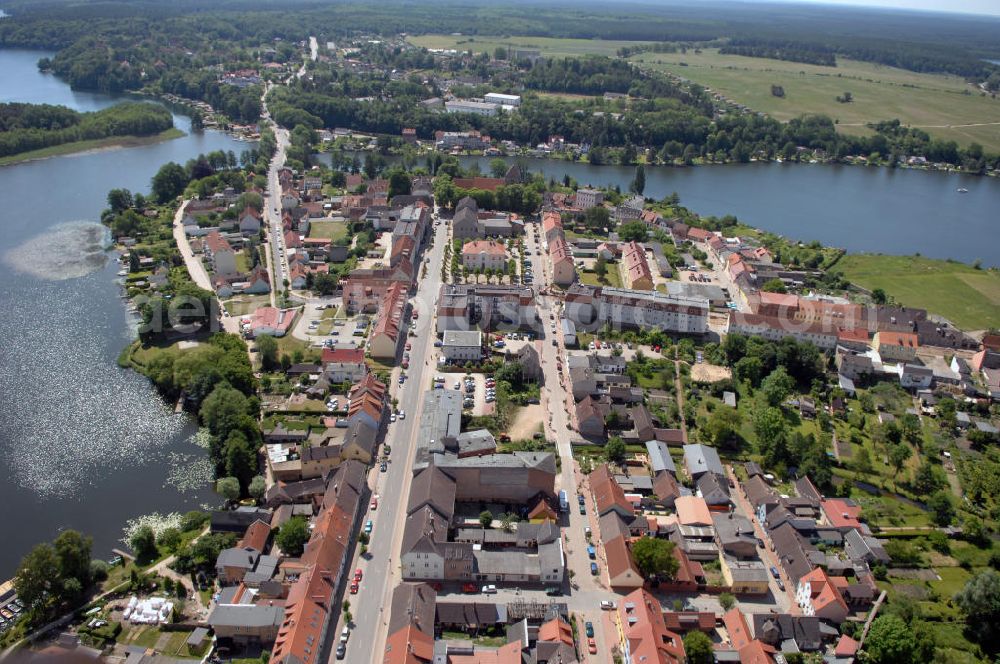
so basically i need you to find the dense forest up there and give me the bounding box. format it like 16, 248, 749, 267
1, 0, 998, 82
0, 101, 173, 158
720, 39, 836, 67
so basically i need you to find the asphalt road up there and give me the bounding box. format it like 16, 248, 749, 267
328, 215, 448, 664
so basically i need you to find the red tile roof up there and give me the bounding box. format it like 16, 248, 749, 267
322, 347, 365, 365
618, 589, 686, 664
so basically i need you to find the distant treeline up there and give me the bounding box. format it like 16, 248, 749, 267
2, 0, 999, 83
719, 36, 996, 79
0, 101, 173, 158
720, 40, 836, 67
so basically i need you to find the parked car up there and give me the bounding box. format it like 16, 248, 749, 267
600, 600, 616, 610
578, 494, 585, 505
380, 461, 388, 472
587, 546, 596, 559
335, 644, 346, 660
770, 566, 780, 579
590, 562, 598, 575
364, 520, 373, 534
370, 497, 378, 510
776, 579, 785, 591
340, 627, 350, 643
579, 504, 586, 515
462, 583, 478, 593
545, 587, 561, 596
585, 622, 594, 637
588, 639, 597, 654
481, 585, 497, 594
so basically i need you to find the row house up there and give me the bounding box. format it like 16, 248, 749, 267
564, 284, 709, 335
621, 241, 654, 291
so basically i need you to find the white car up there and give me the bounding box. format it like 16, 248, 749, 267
600, 600, 616, 610
390, 414, 397, 422
398, 410, 405, 420
481, 585, 497, 594
340, 626, 350, 643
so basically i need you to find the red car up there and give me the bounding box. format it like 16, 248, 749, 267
349, 582, 359, 594
354, 568, 363, 582
401, 361, 409, 369
462, 583, 477, 593
405, 342, 411, 350
588, 639, 597, 654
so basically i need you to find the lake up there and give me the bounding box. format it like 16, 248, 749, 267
0, 49, 253, 576
322, 148, 1000, 266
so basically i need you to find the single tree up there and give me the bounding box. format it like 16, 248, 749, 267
862, 614, 918, 664
14, 543, 61, 613
275, 517, 310, 556
256, 335, 279, 370
631, 537, 679, 579
604, 437, 626, 464
630, 164, 646, 195
216, 476, 241, 503
248, 475, 267, 502
130, 525, 158, 563
479, 510, 494, 529
683, 631, 714, 664
761, 366, 794, 406
151, 162, 188, 203
888, 443, 912, 479
718, 592, 736, 611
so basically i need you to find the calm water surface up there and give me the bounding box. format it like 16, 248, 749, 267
325, 146, 1000, 265
0, 49, 252, 576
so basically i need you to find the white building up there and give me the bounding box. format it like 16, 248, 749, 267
461, 240, 508, 272
575, 188, 604, 210
442, 330, 483, 362
564, 284, 708, 335
484, 92, 521, 107
445, 100, 499, 116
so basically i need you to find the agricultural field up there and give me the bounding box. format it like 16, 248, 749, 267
407, 34, 650, 58
631, 49, 1000, 152
835, 254, 1000, 330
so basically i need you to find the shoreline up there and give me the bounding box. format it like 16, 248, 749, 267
0, 128, 185, 167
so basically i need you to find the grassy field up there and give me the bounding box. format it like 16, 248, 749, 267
309, 220, 348, 241
0, 128, 184, 166
835, 254, 1000, 330
407, 34, 650, 58
631, 49, 1000, 152
579, 267, 622, 288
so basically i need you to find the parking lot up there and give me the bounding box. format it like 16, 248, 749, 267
431, 371, 495, 416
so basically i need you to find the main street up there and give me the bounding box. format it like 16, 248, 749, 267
326, 215, 448, 664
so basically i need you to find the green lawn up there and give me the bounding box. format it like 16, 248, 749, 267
309, 220, 349, 241
579, 268, 622, 288
407, 34, 651, 58
632, 48, 1000, 152
834, 254, 1000, 330
224, 295, 272, 317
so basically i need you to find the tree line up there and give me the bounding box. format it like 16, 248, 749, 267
0, 101, 173, 157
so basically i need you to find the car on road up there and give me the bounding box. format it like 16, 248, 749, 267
462, 583, 478, 593
587, 546, 596, 560
405, 342, 411, 350
776, 579, 785, 591
579, 504, 586, 515
544, 587, 562, 596
340, 627, 350, 643
770, 566, 780, 579
398, 409, 405, 419
590, 562, 598, 575
354, 568, 363, 581
380, 461, 388, 472
370, 497, 378, 510
349, 581, 359, 594
577, 494, 585, 505
585, 622, 594, 637
600, 600, 616, 610
390, 414, 396, 423
481, 585, 497, 594
588, 639, 597, 654
364, 520, 373, 534
756, 537, 764, 548
335, 644, 346, 660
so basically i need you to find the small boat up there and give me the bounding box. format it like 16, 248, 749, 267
117, 269, 128, 276
957, 187, 969, 193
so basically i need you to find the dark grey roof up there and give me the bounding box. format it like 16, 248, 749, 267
683, 443, 725, 477
750, 614, 822, 651
208, 603, 284, 628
